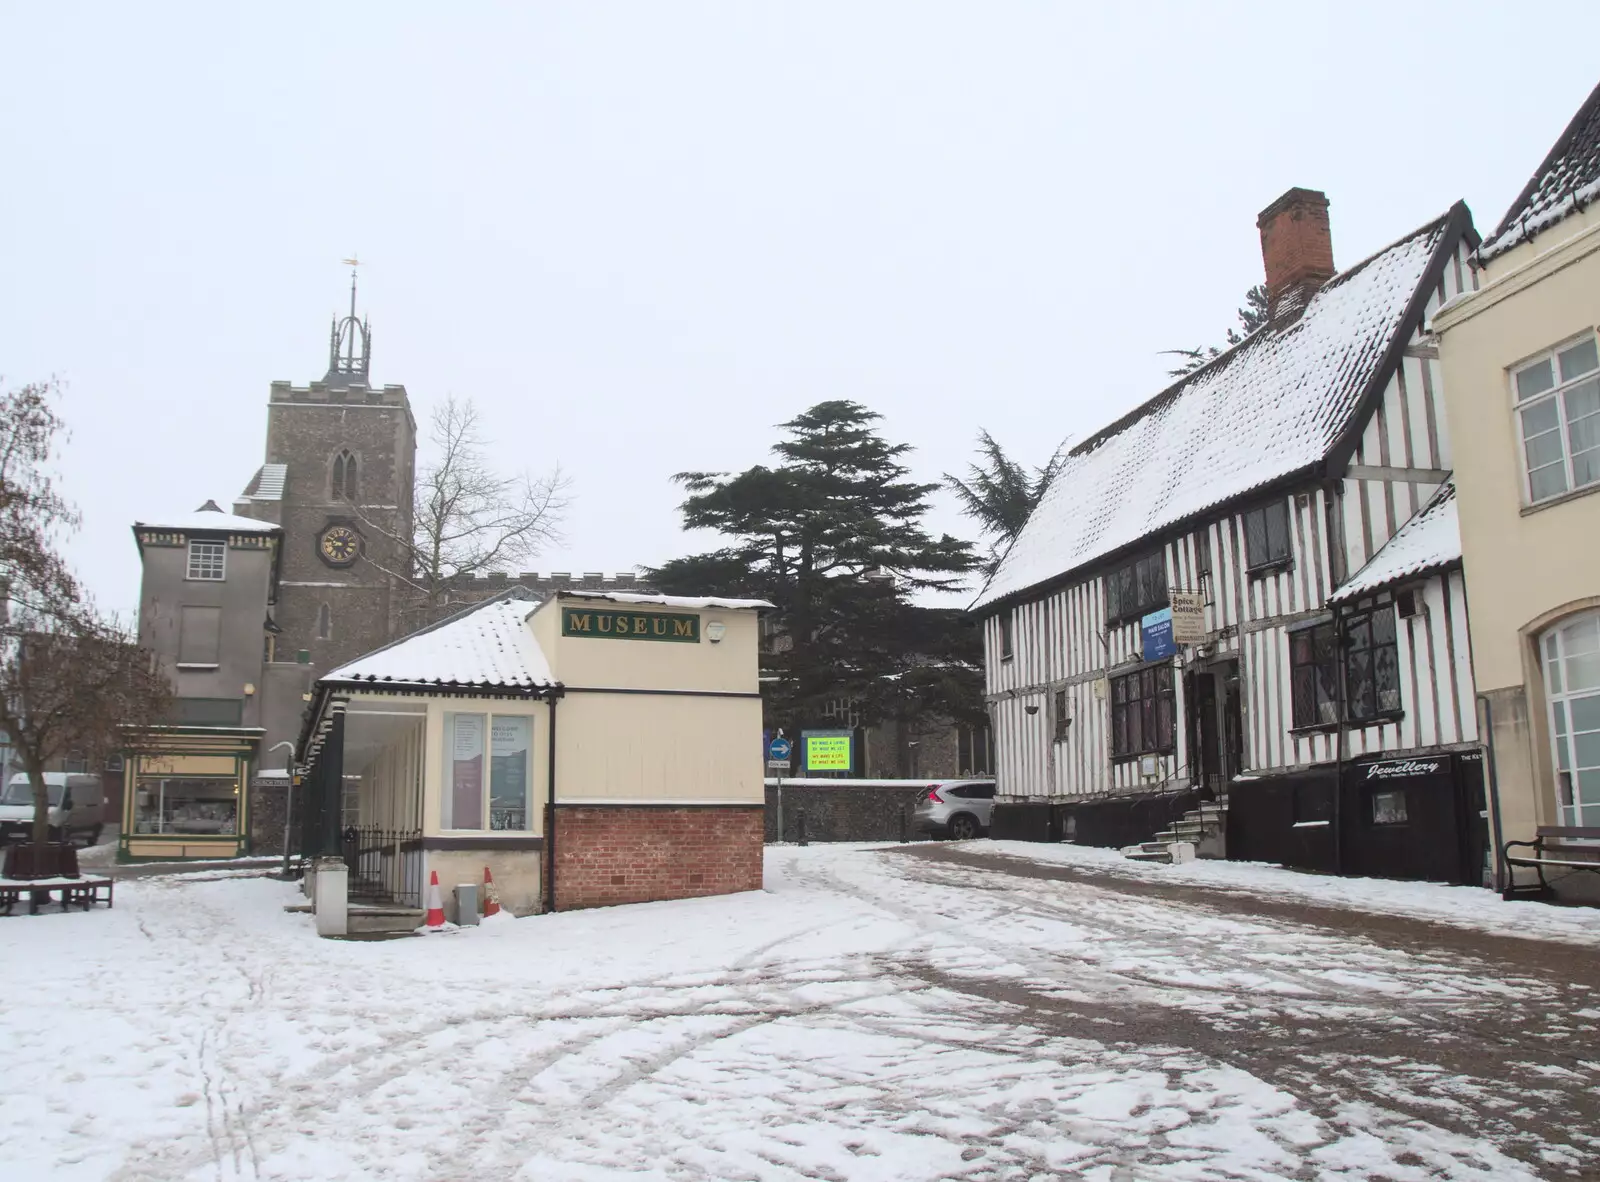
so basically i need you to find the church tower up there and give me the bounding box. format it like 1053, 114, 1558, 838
234, 266, 417, 696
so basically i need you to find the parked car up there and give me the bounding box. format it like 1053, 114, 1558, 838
911, 779, 997, 840
0, 773, 105, 846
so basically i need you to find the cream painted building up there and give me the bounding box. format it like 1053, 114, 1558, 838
1431, 79, 1600, 898
295, 589, 771, 918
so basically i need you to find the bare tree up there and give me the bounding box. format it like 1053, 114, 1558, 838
0, 381, 171, 846
355, 395, 569, 627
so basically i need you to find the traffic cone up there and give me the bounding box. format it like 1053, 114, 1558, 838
414, 870, 456, 934
482, 867, 501, 918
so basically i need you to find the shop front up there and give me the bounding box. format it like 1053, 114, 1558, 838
120, 728, 261, 861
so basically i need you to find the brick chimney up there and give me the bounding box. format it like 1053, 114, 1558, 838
1257, 188, 1335, 324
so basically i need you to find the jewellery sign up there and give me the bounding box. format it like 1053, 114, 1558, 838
562, 607, 699, 642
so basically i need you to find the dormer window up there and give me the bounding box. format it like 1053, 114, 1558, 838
332, 450, 358, 502
186, 540, 226, 581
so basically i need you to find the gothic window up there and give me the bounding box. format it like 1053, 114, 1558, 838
331, 450, 358, 502
317, 603, 331, 641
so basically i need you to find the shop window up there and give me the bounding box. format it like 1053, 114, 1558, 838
1543, 612, 1600, 828
1344, 607, 1401, 723
186, 540, 225, 581
1370, 789, 1408, 826
1106, 553, 1167, 625
1244, 500, 1292, 571
1290, 621, 1339, 728
134, 777, 239, 835
1514, 333, 1599, 503
1110, 664, 1174, 758
443, 712, 532, 831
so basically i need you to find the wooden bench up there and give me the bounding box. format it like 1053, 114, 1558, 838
0, 874, 114, 916
1502, 826, 1600, 900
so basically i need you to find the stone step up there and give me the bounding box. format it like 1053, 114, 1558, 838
1123, 847, 1173, 863
349, 906, 425, 935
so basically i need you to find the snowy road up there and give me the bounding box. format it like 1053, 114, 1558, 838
2, 843, 1598, 1181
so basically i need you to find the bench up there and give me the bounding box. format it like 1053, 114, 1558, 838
1502, 826, 1600, 900
0, 874, 114, 916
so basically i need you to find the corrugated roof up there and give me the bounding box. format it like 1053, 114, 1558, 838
973, 209, 1461, 611
134, 508, 280, 534
242, 463, 288, 501
1481, 79, 1600, 260
1329, 481, 1460, 603
324, 596, 554, 691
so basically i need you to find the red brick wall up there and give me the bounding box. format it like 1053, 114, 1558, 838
553, 806, 764, 910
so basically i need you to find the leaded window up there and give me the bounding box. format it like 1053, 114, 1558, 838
1110, 664, 1174, 757
1344, 607, 1401, 722
1290, 622, 1339, 727
1106, 552, 1167, 624
1515, 333, 1600, 504
1244, 499, 1292, 570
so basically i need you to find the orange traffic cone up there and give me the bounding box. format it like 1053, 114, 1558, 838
421, 870, 448, 930
482, 867, 501, 918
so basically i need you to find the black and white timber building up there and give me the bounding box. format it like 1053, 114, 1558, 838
972, 188, 1491, 884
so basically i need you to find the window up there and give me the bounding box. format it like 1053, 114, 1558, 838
1290, 621, 1340, 728
63, 752, 89, 774
1344, 607, 1401, 722
186, 540, 225, 581
443, 712, 532, 831
999, 612, 1014, 661
332, 450, 359, 502
179, 605, 221, 665
1244, 499, 1292, 570
1110, 664, 1175, 757
1053, 688, 1070, 741
1106, 553, 1167, 624
1515, 333, 1600, 503
1543, 612, 1600, 828
957, 724, 993, 775
134, 776, 238, 835
1370, 789, 1408, 825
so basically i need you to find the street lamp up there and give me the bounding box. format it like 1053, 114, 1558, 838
267, 740, 298, 878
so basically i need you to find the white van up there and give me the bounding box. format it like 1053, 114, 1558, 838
0, 773, 106, 845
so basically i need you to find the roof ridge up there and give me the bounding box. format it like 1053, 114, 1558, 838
1070, 208, 1456, 461
1484, 77, 1600, 253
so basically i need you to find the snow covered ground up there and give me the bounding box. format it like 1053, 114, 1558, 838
2, 843, 1597, 1181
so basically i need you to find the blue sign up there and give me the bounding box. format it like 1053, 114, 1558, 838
768, 736, 792, 762
1141, 607, 1176, 661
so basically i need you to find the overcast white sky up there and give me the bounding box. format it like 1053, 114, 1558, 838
2, 3, 1596, 618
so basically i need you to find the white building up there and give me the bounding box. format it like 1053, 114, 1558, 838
972, 189, 1489, 883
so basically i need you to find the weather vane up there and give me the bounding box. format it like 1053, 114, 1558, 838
341, 255, 361, 320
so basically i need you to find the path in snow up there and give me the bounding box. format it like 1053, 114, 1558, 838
0, 843, 1596, 1181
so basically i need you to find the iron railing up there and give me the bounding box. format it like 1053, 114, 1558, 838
341, 825, 424, 908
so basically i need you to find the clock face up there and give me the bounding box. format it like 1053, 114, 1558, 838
319, 525, 361, 567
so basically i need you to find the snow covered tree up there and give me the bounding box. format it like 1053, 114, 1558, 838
1165, 284, 1271, 376
652, 401, 980, 735
0, 381, 170, 846
943, 429, 1066, 577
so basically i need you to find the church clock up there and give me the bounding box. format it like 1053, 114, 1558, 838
318, 523, 362, 568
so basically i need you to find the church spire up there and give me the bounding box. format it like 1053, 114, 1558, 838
326, 256, 371, 386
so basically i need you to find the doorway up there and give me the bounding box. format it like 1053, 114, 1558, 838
1190, 659, 1243, 795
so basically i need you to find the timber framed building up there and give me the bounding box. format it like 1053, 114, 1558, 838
973, 188, 1491, 884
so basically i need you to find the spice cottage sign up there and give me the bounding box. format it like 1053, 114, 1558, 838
562, 607, 700, 642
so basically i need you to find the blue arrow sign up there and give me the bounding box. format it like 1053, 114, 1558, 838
768, 736, 792, 762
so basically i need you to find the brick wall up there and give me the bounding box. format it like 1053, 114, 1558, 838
553, 805, 763, 910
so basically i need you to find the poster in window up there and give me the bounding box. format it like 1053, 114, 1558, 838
447, 713, 485, 830
489, 715, 530, 830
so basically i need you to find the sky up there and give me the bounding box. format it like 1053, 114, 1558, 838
2, 3, 1597, 619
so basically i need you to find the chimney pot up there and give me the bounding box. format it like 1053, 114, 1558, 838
1258, 187, 1335, 323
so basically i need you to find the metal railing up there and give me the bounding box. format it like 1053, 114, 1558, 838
340, 826, 424, 908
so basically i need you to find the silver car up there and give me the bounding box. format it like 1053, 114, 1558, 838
912, 780, 997, 840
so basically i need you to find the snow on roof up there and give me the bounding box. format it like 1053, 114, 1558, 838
558, 590, 775, 611
973, 210, 1458, 611
1329, 481, 1460, 603
134, 507, 280, 534
240, 463, 287, 501
1481, 79, 1600, 260
324, 596, 554, 691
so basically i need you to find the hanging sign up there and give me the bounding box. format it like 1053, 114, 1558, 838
1168, 591, 1207, 645
1141, 607, 1176, 661
802, 730, 853, 773
562, 607, 699, 642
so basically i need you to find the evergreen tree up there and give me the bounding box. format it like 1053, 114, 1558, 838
652, 401, 980, 735
943, 429, 1066, 577
1164, 284, 1271, 377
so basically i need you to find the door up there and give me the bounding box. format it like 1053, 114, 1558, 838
1191, 673, 1221, 789
1221, 662, 1244, 783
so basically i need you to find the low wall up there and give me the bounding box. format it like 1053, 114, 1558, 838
991, 788, 1208, 849
764, 779, 930, 843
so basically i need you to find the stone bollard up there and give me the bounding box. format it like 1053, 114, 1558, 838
1169, 841, 1197, 865
313, 856, 348, 937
